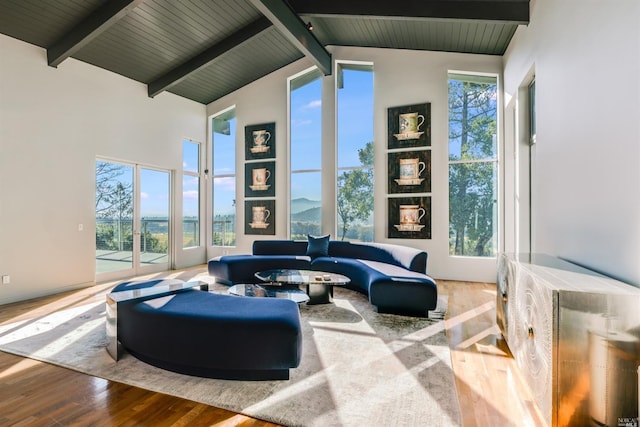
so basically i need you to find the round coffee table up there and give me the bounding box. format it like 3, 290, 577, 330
255, 269, 350, 305
228, 283, 310, 304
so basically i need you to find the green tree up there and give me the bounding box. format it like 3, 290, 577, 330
95, 162, 133, 251
448, 79, 497, 256
95, 162, 132, 219
337, 141, 374, 240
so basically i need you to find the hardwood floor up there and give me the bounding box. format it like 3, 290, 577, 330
0, 267, 546, 426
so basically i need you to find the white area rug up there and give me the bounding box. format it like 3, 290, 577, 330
0, 284, 461, 426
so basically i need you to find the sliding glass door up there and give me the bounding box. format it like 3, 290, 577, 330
138, 167, 170, 270
95, 160, 171, 280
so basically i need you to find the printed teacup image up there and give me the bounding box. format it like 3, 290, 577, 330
251, 167, 271, 190
399, 112, 425, 134
399, 205, 425, 225
395, 204, 426, 232
251, 130, 271, 153
251, 205, 270, 228
394, 112, 426, 142
397, 158, 426, 185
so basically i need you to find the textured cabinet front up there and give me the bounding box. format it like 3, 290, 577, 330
499, 255, 555, 423
498, 253, 640, 427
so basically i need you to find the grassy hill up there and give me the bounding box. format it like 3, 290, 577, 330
291, 197, 321, 214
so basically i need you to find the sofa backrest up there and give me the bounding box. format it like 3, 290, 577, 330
328, 241, 427, 273
253, 240, 308, 256
252, 240, 427, 273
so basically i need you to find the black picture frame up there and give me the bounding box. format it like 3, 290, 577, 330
245, 122, 276, 160
245, 161, 275, 198
387, 103, 431, 149
388, 196, 431, 239
245, 199, 275, 235
387, 150, 431, 194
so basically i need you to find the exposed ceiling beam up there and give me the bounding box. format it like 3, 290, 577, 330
47, 0, 144, 68
249, 0, 332, 76
287, 0, 529, 24
147, 17, 272, 99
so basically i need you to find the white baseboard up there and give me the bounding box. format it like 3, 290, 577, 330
0, 281, 96, 306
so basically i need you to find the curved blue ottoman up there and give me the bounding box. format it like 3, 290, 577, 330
112, 280, 303, 380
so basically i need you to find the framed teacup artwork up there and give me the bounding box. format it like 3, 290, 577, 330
245, 161, 275, 198
388, 196, 431, 239
245, 122, 276, 160
387, 103, 431, 149
245, 199, 275, 235
388, 150, 431, 194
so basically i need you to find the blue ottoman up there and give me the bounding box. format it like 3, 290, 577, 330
112, 280, 303, 380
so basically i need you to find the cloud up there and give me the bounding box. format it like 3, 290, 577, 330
214, 167, 234, 175
303, 99, 321, 109
183, 190, 198, 199
213, 176, 236, 191
140, 192, 149, 199
292, 119, 312, 127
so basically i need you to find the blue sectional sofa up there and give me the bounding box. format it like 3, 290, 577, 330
111, 279, 303, 380
208, 239, 438, 316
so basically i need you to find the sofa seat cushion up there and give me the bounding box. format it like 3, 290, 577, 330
359, 260, 431, 280
112, 278, 185, 293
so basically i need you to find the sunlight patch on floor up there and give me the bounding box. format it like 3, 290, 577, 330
0, 357, 40, 379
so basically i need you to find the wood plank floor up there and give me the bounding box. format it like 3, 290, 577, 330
0, 267, 546, 426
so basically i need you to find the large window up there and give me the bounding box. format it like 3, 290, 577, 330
212, 107, 236, 246
182, 140, 200, 248
448, 73, 498, 257
289, 68, 323, 238
336, 63, 374, 242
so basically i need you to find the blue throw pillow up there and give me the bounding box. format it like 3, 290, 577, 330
307, 234, 330, 258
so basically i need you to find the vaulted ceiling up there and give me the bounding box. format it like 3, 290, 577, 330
0, 0, 529, 104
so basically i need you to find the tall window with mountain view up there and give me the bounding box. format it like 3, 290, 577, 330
337, 63, 374, 241
289, 69, 323, 239
212, 108, 236, 247
448, 73, 498, 257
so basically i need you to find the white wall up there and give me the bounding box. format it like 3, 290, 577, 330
0, 35, 206, 304
503, 0, 640, 286
207, 46, 502, 282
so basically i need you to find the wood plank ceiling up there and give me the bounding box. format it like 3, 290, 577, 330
0, 0, 529, 105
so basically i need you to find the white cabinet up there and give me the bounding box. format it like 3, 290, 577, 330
498, 253, 640, 427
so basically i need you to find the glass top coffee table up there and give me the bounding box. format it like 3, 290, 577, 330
255, 269, 350, 305
228, 283, 310, 304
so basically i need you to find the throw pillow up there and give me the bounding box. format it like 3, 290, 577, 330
306, 234, 330, 258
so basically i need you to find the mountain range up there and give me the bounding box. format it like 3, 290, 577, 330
291, 197, 321, 221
